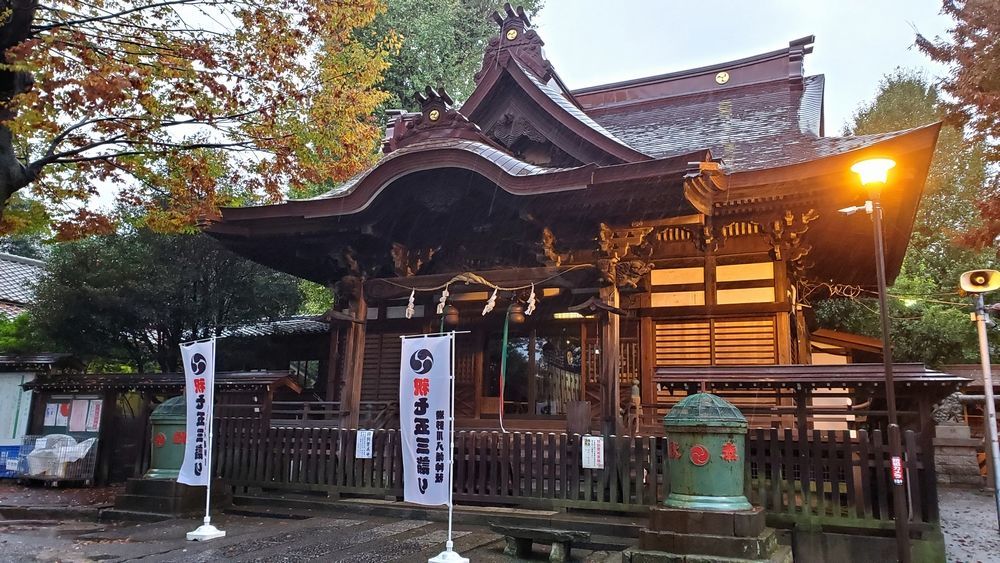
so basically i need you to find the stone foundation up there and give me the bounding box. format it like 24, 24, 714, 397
623, 507, 792, 563
933, 423, 984, 487
112, 478, 231, 517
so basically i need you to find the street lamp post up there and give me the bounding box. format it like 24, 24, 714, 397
847, 157, 911, 563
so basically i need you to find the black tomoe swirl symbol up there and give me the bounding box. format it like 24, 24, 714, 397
409, 349, 434, 374
190, 353, 208, 375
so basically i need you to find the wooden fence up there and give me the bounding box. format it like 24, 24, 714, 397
213, 417, 938, 525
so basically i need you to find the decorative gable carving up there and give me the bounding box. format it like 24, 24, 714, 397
383, 86, 483, 153
484, 111, 579, 167
475, 3, 554, 85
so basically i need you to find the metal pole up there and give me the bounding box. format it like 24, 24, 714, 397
870, 195, 911, 563
973, 294, 1000, 531
447, 330, 456, 551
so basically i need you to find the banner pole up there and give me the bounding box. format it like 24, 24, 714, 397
428, 331, 468, 563
448, 330, 455, 548
186, 338, 225, 541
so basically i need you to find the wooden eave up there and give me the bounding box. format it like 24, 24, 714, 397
206, 148, 707, 235
811, 328, 883, 354
461, 54, 650, 164
654, 363, 968, 390
705, 123, 941, 285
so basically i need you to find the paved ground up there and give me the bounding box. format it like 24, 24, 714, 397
0, 484, 621, 562
2, 483, 999, 561
939, 486, 1000, 563
0, 512, 622, 562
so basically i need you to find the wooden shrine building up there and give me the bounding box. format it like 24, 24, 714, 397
206, 7, 958, 438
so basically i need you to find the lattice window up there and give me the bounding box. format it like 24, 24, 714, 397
654, 317, 777, 367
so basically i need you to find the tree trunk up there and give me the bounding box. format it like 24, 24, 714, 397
0, 0, 41, 213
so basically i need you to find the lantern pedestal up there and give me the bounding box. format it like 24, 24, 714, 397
110, 477, 230, 518
625, 506, 791, 562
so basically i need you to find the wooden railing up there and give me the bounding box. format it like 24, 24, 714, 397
214, 418, 938, 525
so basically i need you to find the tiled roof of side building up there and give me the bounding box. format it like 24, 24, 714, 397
585, 75, 828, 171
0, 253, 44, 311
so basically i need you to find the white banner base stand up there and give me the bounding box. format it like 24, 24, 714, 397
428, 541, 468, 563
187, 517, 226, 541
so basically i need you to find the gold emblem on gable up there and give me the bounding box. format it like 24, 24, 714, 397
506, 28, 518, 41
715, 71, 730, 85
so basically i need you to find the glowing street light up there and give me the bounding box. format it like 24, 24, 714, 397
845, 156, 910, 563
850, 157, 896, 187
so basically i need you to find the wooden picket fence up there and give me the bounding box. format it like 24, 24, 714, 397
213, 417, 938, 525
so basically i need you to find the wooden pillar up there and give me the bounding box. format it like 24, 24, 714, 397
794, 307, 812, 364
527, 329, 538, 414
339, 277, 367, 429
639, 316, 654, 412
324, 325, 341, 402
794, 387, 809, 438
600, 282, 623, 437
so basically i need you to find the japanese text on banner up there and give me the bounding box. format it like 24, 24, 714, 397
399, 334, 452, 506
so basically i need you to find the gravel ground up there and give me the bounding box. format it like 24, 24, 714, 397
939, 486, 1000, 563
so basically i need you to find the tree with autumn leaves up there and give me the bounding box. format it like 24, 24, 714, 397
0, 0, 399, 237
917, 0, 1000, 251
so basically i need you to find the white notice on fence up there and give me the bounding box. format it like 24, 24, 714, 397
85, 400, 103, 432
5, 459, 17, 471
581, 435, 604, 469
43, 403, 57, 426
69, 399, 89, 432
356, 430, 374, 459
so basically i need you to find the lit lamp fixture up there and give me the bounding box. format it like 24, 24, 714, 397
847, 156, 910, 563
850, 157, 896, 187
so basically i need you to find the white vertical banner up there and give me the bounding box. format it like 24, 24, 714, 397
400, 333, 453, 506
178, 339, 216, 487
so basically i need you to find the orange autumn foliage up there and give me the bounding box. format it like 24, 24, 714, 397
0, 0, 399, 237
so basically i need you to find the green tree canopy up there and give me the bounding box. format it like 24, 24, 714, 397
374, 0, 544, 110
31, 229, 301, 372
814, 69, 996, 365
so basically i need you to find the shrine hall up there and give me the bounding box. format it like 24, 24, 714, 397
205, 5, 961, 439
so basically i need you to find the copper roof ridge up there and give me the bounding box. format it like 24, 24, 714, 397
572, 35, 815, 96
584, 75, 824, 116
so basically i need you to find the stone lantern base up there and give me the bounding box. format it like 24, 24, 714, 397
623, 506, 791, 562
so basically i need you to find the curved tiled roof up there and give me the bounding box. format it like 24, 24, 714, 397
586, 75, 829, 172
304, 138, 583, 201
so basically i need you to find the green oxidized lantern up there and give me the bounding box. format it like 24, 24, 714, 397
663, 393, 752, 511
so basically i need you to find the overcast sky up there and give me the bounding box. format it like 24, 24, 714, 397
533, 0, 953, 135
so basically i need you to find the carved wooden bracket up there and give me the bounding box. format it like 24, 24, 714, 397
616, 259, 654, 290
760, 208, 819, 267
598, 223, 654, 260
538, 227, 563, 267
391, 243, 436, 277
682, 161, 728, 216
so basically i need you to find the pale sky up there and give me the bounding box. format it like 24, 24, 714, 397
533, 0, 952, 134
